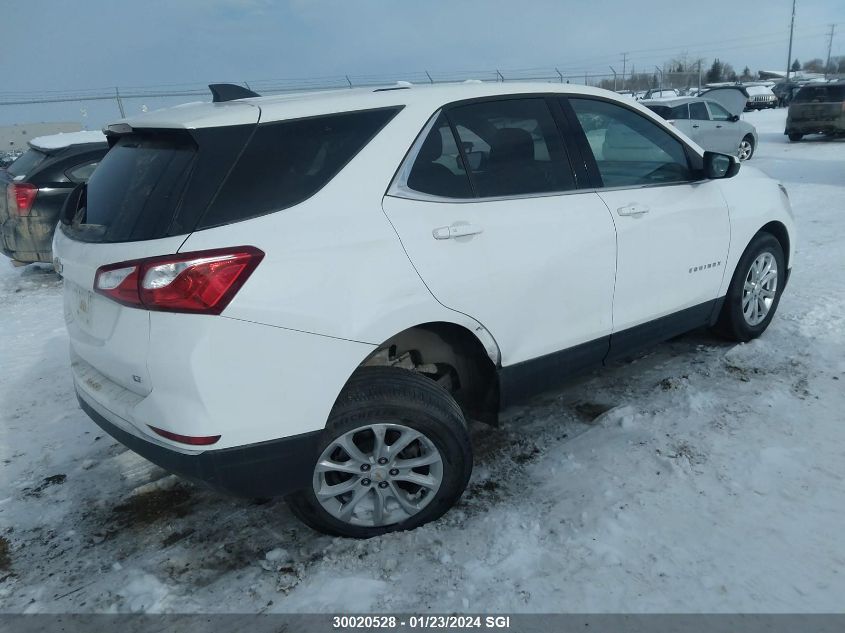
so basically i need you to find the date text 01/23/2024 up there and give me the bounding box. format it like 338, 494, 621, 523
332, 615, 512, 629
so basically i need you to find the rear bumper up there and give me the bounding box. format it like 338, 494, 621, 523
77, 390, 322, 498
785, 122, 845, 135
0, 216, 55, 263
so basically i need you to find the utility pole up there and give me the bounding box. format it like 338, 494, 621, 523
621, 52, 628, 89
114, 87, 125, 118
825, 24, 836, 78
697, 59, 702, 94
785, 0, 796, 81
610, 66, 618, 91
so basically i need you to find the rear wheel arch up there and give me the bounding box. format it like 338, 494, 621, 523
357, 322, 500, 425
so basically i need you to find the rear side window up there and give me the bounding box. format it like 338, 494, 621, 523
72, 134, 196, 242
405, 113, 473, 198
66, 160, 100, 183
199, 107, 400, 228
447, 98, 575, 197
7, 148, 47, 178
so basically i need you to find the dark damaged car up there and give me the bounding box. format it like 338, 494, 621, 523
1, 131, 107, 265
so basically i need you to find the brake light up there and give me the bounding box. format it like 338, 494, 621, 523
6, 183, 37, 216
94, 246, 264, 314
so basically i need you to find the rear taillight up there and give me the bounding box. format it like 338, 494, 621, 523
6, 183, 38, 216
94, 246, 264, 314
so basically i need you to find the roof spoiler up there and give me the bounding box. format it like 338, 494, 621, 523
209, 83, 261, 103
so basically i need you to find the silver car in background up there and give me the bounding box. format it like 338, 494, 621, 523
641, 96, 758, 160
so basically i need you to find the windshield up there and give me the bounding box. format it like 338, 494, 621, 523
6, 148, 48, 178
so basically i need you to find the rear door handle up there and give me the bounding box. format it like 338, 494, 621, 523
716, 124, 723, 128
617, 204, 650, 217
432, 223, 484, 240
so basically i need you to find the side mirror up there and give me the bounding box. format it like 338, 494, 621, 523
704, 151, 740, 179
730, 114, 740, 122
60, 182, 86, 225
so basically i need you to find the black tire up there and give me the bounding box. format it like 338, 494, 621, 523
739, 134, 755, 161
713, 232, 786, 342
286, 367, 473, 538
788, 132, 803, 142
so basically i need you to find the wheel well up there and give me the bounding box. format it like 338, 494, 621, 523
360, 323, 500, 425
759, 221, 790, 268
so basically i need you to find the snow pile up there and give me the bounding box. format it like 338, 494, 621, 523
29, 130, 106, 151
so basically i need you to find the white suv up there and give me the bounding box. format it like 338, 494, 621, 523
54, 82, 795, 537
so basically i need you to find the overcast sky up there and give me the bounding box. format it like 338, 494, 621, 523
0, 0, 842, 127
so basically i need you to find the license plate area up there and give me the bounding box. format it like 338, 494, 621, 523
72, 283, 95, 329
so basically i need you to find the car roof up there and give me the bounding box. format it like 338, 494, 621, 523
112, 82, 633, 131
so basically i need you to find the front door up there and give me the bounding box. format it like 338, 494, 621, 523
564, 97, 731, 350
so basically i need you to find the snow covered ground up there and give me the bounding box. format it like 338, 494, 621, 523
0, 108, 843, 614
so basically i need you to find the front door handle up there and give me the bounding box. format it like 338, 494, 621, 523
716, 124, 723, 128
617, 204, 650, 217
692, 124, 700, 128
432, 223, 484, 240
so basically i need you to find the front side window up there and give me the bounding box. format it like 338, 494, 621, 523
707, 102, 732, 121
447, 98, 575, 197
689, 101, 710, 120
569, 98, 693, 188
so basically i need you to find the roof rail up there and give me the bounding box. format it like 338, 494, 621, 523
208, 83, 261, 103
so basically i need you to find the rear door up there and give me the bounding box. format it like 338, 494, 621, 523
382, 97, 617, 371
562, 96, 730, 350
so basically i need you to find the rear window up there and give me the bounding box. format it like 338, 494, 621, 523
63, 107, 400, 243
67, 134, 196, 243
199, 107, 401, 228
794, 85, 845, 103
7, 148, 47, 178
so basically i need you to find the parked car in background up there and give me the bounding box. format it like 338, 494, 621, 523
1, 150, 24, 170
785, 81, 845, 141
1, 131, 107, 265
642, 96, 758, 160
54, 82, 793, 538
642, 88, 679, 100
772, 81, 802, 107
744, 85, 778, 110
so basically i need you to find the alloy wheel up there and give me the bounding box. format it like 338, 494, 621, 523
738, 138, 754, 161
313, 423, 444, 527
741, 252, 778, 326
